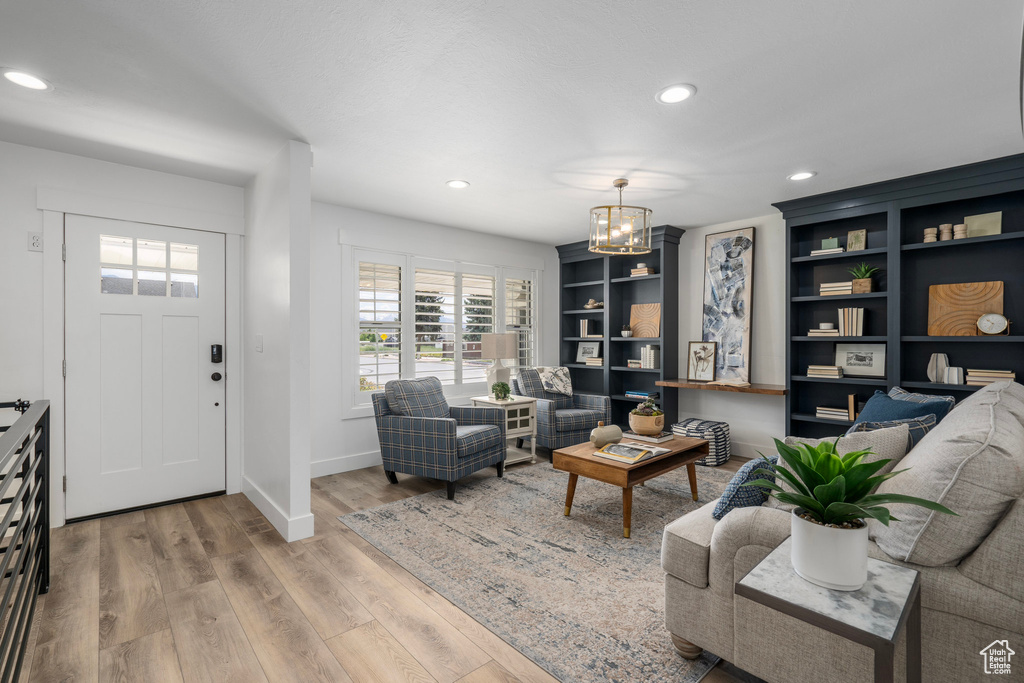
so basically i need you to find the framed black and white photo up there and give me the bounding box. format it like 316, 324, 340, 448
687, 341, 717, 382
576, 341, 600, 362
835, 343, 886, 378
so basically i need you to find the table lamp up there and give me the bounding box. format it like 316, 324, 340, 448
480, 332, 517, 390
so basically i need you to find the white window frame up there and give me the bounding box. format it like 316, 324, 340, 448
343, 248, 539, 418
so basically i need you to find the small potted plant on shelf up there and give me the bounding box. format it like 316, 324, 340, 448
628, 398, 664, 436
491, 381, 511, 401
621, 324, 633, 338
848, 262, 881, 294
743, 438, 956, 591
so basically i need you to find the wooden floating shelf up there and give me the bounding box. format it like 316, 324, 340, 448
563, 309, 607, 315
901, 232, 1024, 251
899, 381, 981, 392
562, 279, 604, 288
610, 274, 661, 283
656, 379, 787, 395
901, 336, 1024, 342
792, 376, 887, 386
791, 336, 887, 342
791, 292, 888, 303
791, 247, 888, 263
791, 413, 853, 426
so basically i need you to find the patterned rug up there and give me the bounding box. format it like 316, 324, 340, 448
339, 462, 733, 683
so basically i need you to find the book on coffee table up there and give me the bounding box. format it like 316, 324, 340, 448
621, 430, 674, 443
594, 442, 671, 464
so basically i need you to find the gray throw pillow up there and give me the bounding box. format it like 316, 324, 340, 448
846, 414, 937, 450
871, 381, 1024, 566
384, 377, 450, 418
538, 366, 573, 396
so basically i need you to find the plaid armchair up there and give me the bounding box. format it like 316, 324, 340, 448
511, 368, 611, 450
372, 377, 506, 500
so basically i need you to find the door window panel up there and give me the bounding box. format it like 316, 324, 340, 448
99, 236, 200, 298
137, 239, 167, 268
138, 270, 168, 296
100, 235, 133, 265
101, 268, 133, 295
171, 273, 199, 298
170, 243, 199, 270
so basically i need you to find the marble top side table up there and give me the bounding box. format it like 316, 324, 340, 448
735, 537, 921, 683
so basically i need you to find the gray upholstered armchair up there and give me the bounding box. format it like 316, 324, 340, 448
511, 368, 611, 450
371, 377, 506, 500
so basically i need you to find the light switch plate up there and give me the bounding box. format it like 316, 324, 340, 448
255, 334, 264, 353
28, 231, 43, 252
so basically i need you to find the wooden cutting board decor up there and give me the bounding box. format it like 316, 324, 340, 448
630, 303, 661, 338
927, 281, 1003, 336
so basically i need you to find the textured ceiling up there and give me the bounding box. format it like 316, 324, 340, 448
1, 1, 1022, 243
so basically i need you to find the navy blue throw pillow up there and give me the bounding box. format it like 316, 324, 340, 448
853, 391, 951, 426
712, 457, 776, 520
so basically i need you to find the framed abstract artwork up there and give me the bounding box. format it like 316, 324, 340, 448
702, 227, 755, 383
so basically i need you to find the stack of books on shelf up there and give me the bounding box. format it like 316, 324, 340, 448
810, 247, 845, 256
837, 308, 865, 336
579, 319, 603, 338
816, 405, 851, 421
640, 344, 661, 369
624, 390, 659, 401
807, 365, 843, 378
966, 369, 1016, 386
584, 357, 603, 367
807, 327, 840, 337
626, 359, 642, 368
819, 281, 854, 296
630, 267, 655, 277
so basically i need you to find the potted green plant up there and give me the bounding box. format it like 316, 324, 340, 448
621, 324, 633, 338
848, 262, 880, 294
744, 439, 956, 590
628, 398, 664, 436
491, 381, 511, 401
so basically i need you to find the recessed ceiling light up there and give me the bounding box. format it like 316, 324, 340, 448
445, 179, 470, 189
655, 84, 695, 104
3, 70, 50, 90
787, 171, 817, 181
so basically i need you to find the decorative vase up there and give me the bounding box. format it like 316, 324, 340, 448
851, 278, 873, 294
589, 421, 623, 448
926, 353, 949, 383
790, 508, 869, 591
628, 413, 664, 436
621, 330, 633, 337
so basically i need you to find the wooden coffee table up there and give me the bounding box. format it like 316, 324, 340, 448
552, 436, 709, 538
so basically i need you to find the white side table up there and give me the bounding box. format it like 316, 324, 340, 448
470, 395, 537, 465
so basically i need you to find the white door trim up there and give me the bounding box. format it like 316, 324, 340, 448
41, 210, 244, 527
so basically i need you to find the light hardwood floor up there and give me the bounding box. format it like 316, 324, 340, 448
25, 448, 747, 683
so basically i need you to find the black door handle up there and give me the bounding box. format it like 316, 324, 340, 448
211, 372, 222, 381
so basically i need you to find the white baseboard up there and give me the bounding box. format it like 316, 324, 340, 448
731, 440, 773, 460
241, 476, 315, 542
310, 449, 382, 478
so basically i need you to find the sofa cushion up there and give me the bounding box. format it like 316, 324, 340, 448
854, 390, 952, 425
889, 386, 956, 415
871, 381, 1024, 566
455, 424, 503, 459
712, 457, 775, 519
516, 368, 573, 409
554, 408, 604, 432
661, 501, 718, 588
384, 377, 450, 418
846, 413, 937, 450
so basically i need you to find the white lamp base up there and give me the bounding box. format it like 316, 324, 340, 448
486, 360, 511, 394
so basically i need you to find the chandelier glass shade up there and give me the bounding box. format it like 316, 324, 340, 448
588, 179, 653, 255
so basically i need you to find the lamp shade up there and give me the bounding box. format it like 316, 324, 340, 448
481, 332, 517, 360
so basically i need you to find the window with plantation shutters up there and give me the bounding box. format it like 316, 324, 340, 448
413, 269, 495, 385
358, 262, 402, 392
505, 276, 534, 368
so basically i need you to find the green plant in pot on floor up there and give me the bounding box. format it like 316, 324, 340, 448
628, 398, 664, 436
743, 438, 956, 591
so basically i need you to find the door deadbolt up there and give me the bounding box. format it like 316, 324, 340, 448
211, 372, 223, 381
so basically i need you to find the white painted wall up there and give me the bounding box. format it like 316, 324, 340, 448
676, 214, 787, 458
0, 139, 243, 400
242, 140, 314, 540
309, 203, 559, 476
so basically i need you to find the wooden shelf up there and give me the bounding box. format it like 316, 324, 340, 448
563, 309, 606, 315
791, 292, 888, 303
610, 337, 661, 342
791, 413, 854, 426
610, 274, 661, 283
656, 379, 787, 395
791, 247, 888, 263
901, 232, 1024, 251
562, 279, 604, 288
791, 336, 887, 342
899, 381, 981, 392
901, 336, 1024, 342
791, 376, 887, 386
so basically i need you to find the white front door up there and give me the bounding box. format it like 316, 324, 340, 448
64, 215, 226, 518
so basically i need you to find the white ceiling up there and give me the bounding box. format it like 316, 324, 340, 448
2, 1, 1022, 244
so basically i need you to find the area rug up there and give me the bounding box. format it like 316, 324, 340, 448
339, 463, 733, 683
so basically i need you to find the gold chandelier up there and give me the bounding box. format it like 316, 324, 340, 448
588, 178, 653, 255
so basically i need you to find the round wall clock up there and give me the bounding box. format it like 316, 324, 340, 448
977, 312, 1010, 335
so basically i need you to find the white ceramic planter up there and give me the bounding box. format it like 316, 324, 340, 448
790, 508, 869, 591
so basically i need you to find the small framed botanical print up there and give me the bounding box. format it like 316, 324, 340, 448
847, 229, 866, 251
687, 341, 717, 381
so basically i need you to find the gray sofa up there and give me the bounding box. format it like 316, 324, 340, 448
661, 381, 1024, 683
